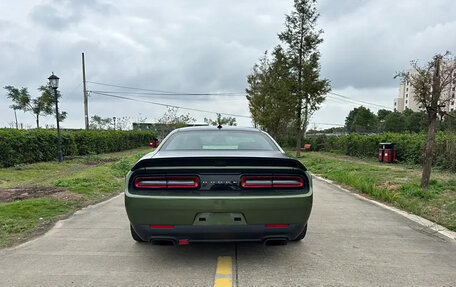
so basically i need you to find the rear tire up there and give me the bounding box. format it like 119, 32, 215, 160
130, 225, 145, 242
292, 224, 307, 241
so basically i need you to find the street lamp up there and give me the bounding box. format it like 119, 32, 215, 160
48, 73, 63, 162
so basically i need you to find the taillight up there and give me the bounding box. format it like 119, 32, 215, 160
241, 175, 303, 188
134, 177, 166, 189
167, 176, 199, 188
272, 176, 303, 188
135, 176, 199, 189
241, 176, 272, 188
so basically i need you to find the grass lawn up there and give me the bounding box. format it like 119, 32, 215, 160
0, 147, 151, 249
297, 152, 456, 232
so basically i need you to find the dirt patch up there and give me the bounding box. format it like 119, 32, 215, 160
0, 186, 82, 202
83, 157, 120, 166
376, 181, 401, 192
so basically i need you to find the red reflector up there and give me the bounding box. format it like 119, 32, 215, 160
265, 224, 289, 228
150, 225, 174, 229
178, 239, 189, 245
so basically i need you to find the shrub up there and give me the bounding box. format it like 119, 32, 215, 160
306, 132, 456, 172
0, 129, 155, 167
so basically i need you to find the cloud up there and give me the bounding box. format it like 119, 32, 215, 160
318, 0, 456, 89
1, 0, 456, 130
29, 0, 116, 30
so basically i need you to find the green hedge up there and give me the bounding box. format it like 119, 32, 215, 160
0, 129, 155, 167
304, 132, 456, 172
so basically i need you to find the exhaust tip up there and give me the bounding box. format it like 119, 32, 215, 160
263, 238, 288, 246
150, 239, 177, 246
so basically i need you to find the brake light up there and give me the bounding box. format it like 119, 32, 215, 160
167, 176, 199, 188
241, 176, 303, 188
241, 176, 272, 188
272, 176, 303, 188
134, 177, 166, 188
135, 176, 199, 189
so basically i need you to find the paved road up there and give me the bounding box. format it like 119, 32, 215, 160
1, 178, 456, 287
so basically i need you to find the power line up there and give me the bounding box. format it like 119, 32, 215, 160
90, 91, 345, 127
311, 122, 345, 127
86, 80, 390, 124
328, 92, 392, 110
87, 90, 246, 97
86, 80, 392, 110
86, 81, 245, 96
325, 95, 372, 108
89, 91, 252, 118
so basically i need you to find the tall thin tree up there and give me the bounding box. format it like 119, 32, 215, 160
278, 0, 330, 156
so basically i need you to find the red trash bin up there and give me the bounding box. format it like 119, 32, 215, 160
379, 143, 396, 163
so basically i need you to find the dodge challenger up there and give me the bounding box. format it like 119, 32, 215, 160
124, 126, 313, 245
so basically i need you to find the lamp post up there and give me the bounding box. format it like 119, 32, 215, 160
48, 73, 63, 162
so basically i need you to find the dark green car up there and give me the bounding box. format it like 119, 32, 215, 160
125, 126, 312, 245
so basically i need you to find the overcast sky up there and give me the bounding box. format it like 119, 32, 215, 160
1, 0, 455, 129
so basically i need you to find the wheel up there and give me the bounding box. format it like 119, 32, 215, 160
130, 225, 145, 242
292, 224, 307, 241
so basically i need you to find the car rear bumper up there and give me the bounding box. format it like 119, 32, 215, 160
132, 223, 306, 243
125, 191, 312, 226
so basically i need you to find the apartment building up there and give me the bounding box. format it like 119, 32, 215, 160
394, 65, 456, 113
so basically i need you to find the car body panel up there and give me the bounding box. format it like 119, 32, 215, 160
125, 190, 312, 225
124, 127, 313, 243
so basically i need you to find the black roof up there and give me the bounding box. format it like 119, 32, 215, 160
174, 126, 261, 132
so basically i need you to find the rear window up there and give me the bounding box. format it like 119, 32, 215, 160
161, 130, 278, 151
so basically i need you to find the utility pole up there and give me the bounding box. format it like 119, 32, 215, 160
82, 52, 89, 130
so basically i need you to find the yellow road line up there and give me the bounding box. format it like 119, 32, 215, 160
214, 278, 232, 287
214, 256, 232, 287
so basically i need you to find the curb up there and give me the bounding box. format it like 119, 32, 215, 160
313, 175, 456, 241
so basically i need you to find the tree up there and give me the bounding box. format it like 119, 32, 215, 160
4, 85, 66, 129
278, 0, 331, 156
154, 107, 196, 139
377, 109, 393, 121
383, 112, 406, 132
402, 109, 425, 133
441, 111, 456, 132
396, 52, 456, 188
115, 116, 132, 130
246, 47, 296, 139
345, 106, 378, 133
377, 109, 393, 132
89, 115, 113, 130
204, 113, 237, 126
157, 107, 195, 127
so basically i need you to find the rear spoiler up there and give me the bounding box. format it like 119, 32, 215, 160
131, 157, 307, 171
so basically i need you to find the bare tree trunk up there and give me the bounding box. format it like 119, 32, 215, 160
421, 56, 441, 188
36, 116, 39, 129
14, 109, 18, 129
303, 99, 309, 138
421, 113, 436, 188
295, 105, 302, 157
